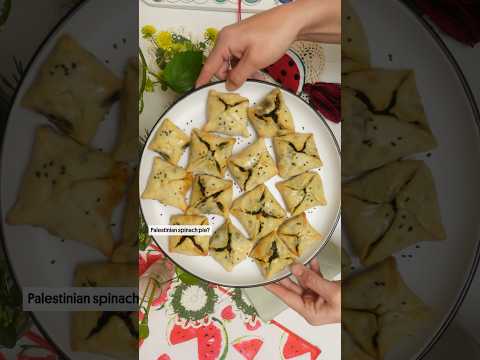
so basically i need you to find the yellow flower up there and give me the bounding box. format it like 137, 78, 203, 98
204, 27, 218, 43
155, 31, 173, 50
141, 25, 156, 38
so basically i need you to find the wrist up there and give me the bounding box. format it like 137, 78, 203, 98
292, 0, 341, 43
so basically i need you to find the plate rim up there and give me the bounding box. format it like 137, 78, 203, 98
393, 1, 480, 359
139, 78, 341, 288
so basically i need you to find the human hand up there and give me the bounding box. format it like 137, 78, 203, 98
196, 0, 340, 90
265, 258, 341, 326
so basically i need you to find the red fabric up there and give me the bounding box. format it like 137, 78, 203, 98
303, 83, 341, 123
415, 0, 480, 46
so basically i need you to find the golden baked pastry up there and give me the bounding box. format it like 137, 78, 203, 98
148, 118, 190, 165
169, 215, 210, 256
205, 90, 250, 137
141, 157, 192, 211
251, 231, 295, 278
187, 129, 235, 177
343, 257, 431, 359
209, 218, 253, 271
248, 88, 295, 137
71, 263, 137, 359
273, 132, 322, 178
343, 160, 445, 266
228, 138, 277, 191
7, 126, 128, 257
276, 171, 327, 215
22, 34, 122, 144
187, 174, 232, 216
277, 213, 323, 257
342, 71, 437, 176
230, 184, 286, 240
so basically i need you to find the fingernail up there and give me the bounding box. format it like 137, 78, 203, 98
291, 265, 304, 277
226, 81, 236, 91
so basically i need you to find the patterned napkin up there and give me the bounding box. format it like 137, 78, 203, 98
304, 82, 341, 124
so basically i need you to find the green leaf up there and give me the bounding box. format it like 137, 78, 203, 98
163, 51, 203, 94
175, 267, 200, 285
139, 323, 149, 340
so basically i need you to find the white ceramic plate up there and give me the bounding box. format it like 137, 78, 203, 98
346, 1, 480, 359
0, 1, 136, 359
139, 80, 341, 287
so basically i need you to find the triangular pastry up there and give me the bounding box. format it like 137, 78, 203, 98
251, 231, 295, 278
342, 70, 437, 176
169, 215, 210, 256
343, 257, 431, 359
277, 213, 323, 257
187, 174, 232, 216
148, 118, 190, 165
343, 160, 446, 266
141, 157, 192, 211
204, 90, 250, 137
228, 138, 277, 191
71, 263, 137, 359
22, 35, 122, 144
209, 218, 253, 271
276, 171, 327, 215
187, 129, 235, 177
230, 184, 286, 240
248, 88, 295, 137
7, 126, 128, 256
273, 132, 322, 178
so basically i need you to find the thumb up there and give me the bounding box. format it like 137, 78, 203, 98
226, 52, 257, 91
291, 263, 339, 302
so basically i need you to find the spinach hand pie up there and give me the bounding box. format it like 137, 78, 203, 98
343, 257, 431, 359
273, 132, 323, 178
228, 138, 277, 191
209, 218, 253, 271
251, 231, 295, 278
231, 184, 286, 240
22, 34, 122, 144
205, 90, 250, 137
343, 160, 445, 266
248, 88, 295, 137
276, 171, 327, 216
277, 213, 323, 257
113, 58, 139, 162
7, 126, 128, 257
71, 263, 137, 360
141, 157, 192, 211
169, 215, 210, 256
342, 70, 437, 176
148, 118, 190, 165
187, 129, 235, 177
187, 174, 233, 216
